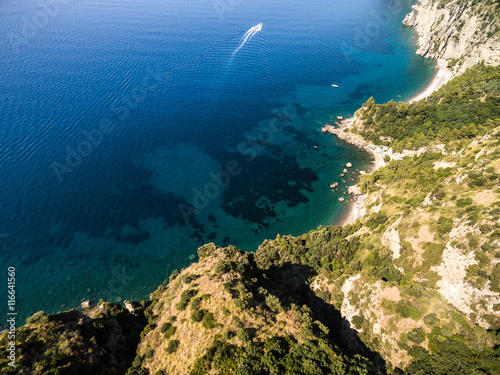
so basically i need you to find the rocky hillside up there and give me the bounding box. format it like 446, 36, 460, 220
403, 0, 500, 75
0, 302, 147, 375
316, 95, 500, 372
126, 244, 376, 374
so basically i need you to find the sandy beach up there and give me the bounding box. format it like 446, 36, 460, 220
322, 120, 388, 226
408, 59, 453, 103
338, 193, 366, 226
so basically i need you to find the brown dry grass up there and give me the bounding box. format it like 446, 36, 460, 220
473, 189, 498, 206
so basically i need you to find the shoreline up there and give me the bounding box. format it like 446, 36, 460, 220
322, 119, 389, 226
407, 59, 453, 103
326, 58, 454, 227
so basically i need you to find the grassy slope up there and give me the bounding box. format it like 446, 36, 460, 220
0, 302, 147, 375
128, 244, 375, 375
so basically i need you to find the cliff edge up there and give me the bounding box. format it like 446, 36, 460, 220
403, 0, 500, 76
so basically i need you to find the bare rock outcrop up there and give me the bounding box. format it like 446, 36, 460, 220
403, 0, 500, 76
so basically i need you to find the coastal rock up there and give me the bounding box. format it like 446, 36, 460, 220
343, 168, 348, 173
338, 197, 345, 202
188, 254, 196, 261
403, 0, 500, 76
330, 182, 339, 189
348, 185, 362, 196
81, 300, 92, 309
340, 174, 345, 177
124, 300, 136, 314
346, 162, 352, 168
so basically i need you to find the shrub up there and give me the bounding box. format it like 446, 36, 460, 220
396, 300, 420, 320
166, 339, 180, 354
265, 294, 282, 313
26, 311, 50, 325
366, 212, 388, 230
437, 216, 453, 235
176, 289, 198, 311
235, 292, 254, 310
191, 309, 207, 323
215, 260, 233, 275
180, 273, 199, 284
237, 328, 250, 343
140, 323, 156, 339
160, 322, 172, 333
408, 328, 426, 344
197, 243, 218, 258
202, 312, 218, 329
490, 263, 500, 292
351, 315, 364, 329
456, 197, 473, 207
163, 325, 177, 340
191, 296, 203, 311
423, 313, 439, 326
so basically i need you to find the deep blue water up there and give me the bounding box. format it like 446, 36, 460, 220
0, 0, 435, 322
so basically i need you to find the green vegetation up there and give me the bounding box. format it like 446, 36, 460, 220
191, 336, 371, 375
359, 65, 500, 150
166, 340, 180, 354
0, 302, 148, 375
176, 288, 198, 311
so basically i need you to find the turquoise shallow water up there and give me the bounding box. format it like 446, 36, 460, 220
0, 0, 435, 323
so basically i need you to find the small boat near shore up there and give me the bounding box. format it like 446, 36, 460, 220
331, 84, 339, 87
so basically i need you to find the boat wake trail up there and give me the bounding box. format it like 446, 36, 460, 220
229, 23, 262, 63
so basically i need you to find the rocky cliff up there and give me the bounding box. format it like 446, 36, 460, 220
403, 0, 500, 76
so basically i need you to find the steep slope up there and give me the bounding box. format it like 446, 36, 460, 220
0, 302, 147, 375
305, 64, 500, 372
126, 244, 376, 375
403, 0, 500, 75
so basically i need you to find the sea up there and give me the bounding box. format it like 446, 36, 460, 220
0, 0, 435, 323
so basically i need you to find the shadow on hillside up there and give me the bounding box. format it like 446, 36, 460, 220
263, 262, 387, 374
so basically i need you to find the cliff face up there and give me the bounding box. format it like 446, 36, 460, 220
403, 0, 500, 75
